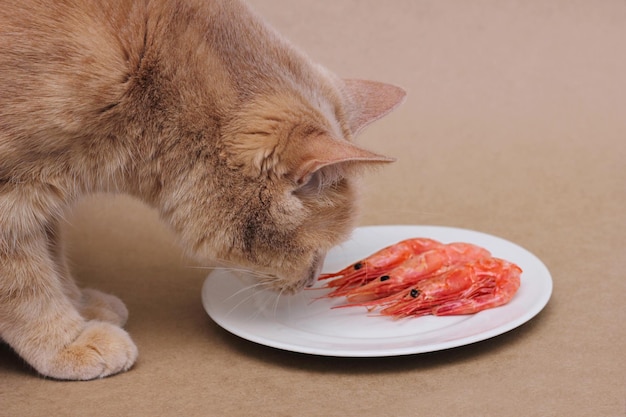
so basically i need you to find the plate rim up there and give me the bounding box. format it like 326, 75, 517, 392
202, 224, 553, 357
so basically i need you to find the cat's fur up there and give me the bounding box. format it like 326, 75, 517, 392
0, 0, 405, 380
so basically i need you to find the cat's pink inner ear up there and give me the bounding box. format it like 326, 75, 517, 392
342, 79, 406, 135
292, 135, 395, 186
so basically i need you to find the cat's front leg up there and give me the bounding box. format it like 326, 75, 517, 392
0, 231, 138, 380
45, 219, 130, 327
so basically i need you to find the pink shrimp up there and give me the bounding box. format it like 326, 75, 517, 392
337, 242, 491, 302
377, 258, 521, 318
335, 262, 479, 314
318, 238, 443, 293
431, 260, 521, 316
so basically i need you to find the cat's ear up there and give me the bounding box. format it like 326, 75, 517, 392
290, 134, 395, 187
342, 79, 406, 135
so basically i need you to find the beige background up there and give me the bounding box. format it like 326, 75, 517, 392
2, 1, 625, 416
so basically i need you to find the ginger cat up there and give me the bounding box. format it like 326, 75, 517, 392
0, 0, 405, 380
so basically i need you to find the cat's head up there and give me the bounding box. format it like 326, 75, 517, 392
190, 78, 405, 292
153, 77, 404, 293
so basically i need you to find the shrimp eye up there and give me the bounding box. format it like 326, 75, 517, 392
410, 289, 420, 298
380, 275, 390, 281
354, 262, 363, 270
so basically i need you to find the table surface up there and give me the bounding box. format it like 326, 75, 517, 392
2, 1, 625, 416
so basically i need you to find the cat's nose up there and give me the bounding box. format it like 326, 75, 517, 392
305, 252, 326, 287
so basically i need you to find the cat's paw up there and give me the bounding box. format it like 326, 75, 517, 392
43, 321, 138, 380
79, 289, 129, 327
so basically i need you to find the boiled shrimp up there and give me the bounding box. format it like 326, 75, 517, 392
378, 258, 521, 318
431, 260, 521, 316
336, 242, 491, 302
319, 237, 442, 294
336, 261, 480, 314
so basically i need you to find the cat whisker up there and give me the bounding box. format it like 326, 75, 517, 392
224, 288, 262, 318
232, 286, 281, 321
223, 281, 266, 303
271, 287, 286, 320
188, 262, 276, 281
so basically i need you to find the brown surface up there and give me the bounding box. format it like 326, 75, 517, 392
2, 1, 625, 416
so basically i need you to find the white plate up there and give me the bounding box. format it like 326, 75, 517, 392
202, 225, 552, 357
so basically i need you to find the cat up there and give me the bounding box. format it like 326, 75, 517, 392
0, 0, 405, 380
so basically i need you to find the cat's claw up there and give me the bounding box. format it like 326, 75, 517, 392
40, 321, 138, 380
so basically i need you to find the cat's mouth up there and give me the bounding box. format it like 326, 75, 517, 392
267, 251, 326, 294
